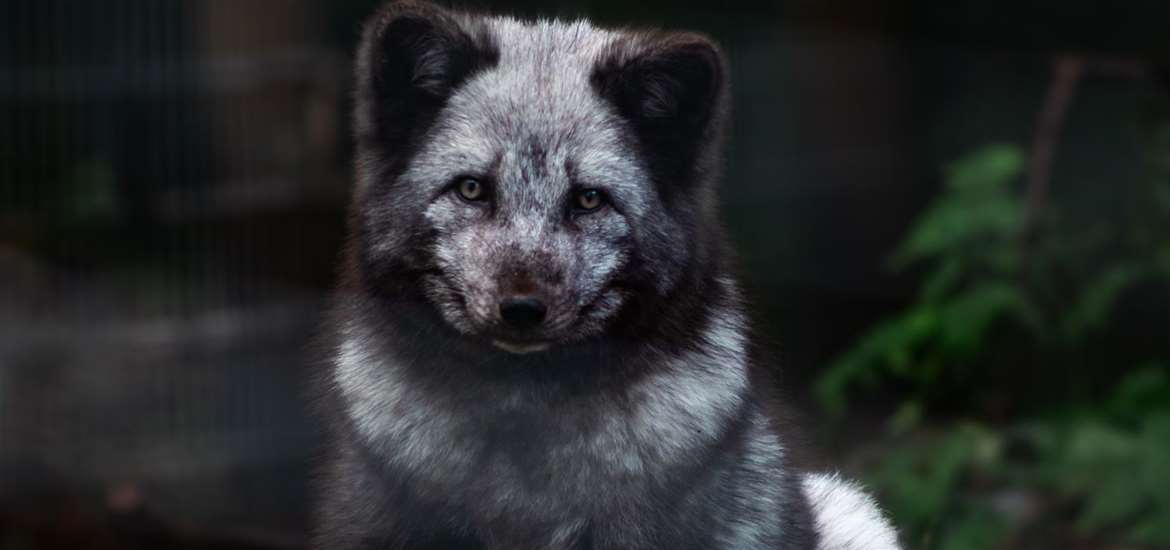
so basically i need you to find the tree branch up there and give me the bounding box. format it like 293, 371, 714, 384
1026, 55, 1083, 229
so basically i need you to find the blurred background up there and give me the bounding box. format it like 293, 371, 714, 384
1, 0, 1168, 548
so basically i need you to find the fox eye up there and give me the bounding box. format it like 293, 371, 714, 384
456, 178, 486, 202
574, 189, 605, 211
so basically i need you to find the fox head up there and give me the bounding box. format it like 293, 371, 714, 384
348, 1, 729, 354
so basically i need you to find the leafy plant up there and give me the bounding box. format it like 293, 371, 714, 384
818, 139, 1170, 417
816, 145, 1043, 416
857, 366, 1170, 550
817, 109, 1170, 547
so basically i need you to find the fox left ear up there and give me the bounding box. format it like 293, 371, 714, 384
353, 1, 498, 155
592, 33, 727, 185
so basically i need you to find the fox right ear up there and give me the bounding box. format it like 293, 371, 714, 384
354, 1, 498, 151
592, 33, 728, 191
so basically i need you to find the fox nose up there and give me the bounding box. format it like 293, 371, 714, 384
499, 296, 547, 329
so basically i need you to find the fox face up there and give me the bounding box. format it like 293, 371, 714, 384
350, 2, 727, 354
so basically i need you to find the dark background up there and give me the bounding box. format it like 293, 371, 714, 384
1, 1, 1168, 549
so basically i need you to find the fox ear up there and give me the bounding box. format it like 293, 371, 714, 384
354, 1, 497, 151
592, 33, 727, 184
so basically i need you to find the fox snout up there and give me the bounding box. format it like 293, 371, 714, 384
489, 274, 559, 354
498, 296, 547, 329
492, 263, 559, 331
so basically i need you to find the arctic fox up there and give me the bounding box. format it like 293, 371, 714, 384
313, 1, 901, 549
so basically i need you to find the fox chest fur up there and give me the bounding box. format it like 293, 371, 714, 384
328, 299, 795, 549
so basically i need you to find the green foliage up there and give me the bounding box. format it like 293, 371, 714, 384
818, 140, 1170, 416
869, 424, 1007, 549
815, 145, 1047, 416
863, 367, 1170, 549
1060, 264, 1147, 341
1037, 365, 1170, 545
817, 112, 1170, 547
891, 145, 1026, 272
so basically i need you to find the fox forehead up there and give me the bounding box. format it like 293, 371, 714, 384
480, 17, 615, 79
400, 19, 656, 214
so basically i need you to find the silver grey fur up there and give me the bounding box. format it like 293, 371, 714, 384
353, 14, 688, 347
332, 291, 756, 548
315, 2, 901, 549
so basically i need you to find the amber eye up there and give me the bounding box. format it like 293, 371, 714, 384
574, 189, 605, 211
457, 178, 485, 201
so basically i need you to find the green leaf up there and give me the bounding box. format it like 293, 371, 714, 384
816, 306, 939, 414
945, 144, 1027, 194
868, 424, 1003, 539
891, 145, 1026, 270
888, 400, 924, 436
1106, 365, 1170, 423
937, 505, 1010, 550
937, 283, 1045, 355
920, 257, 963, 303
892, 197, 1025, 269
1076, 471, 1145, 534
1061, 264, 1148, 341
